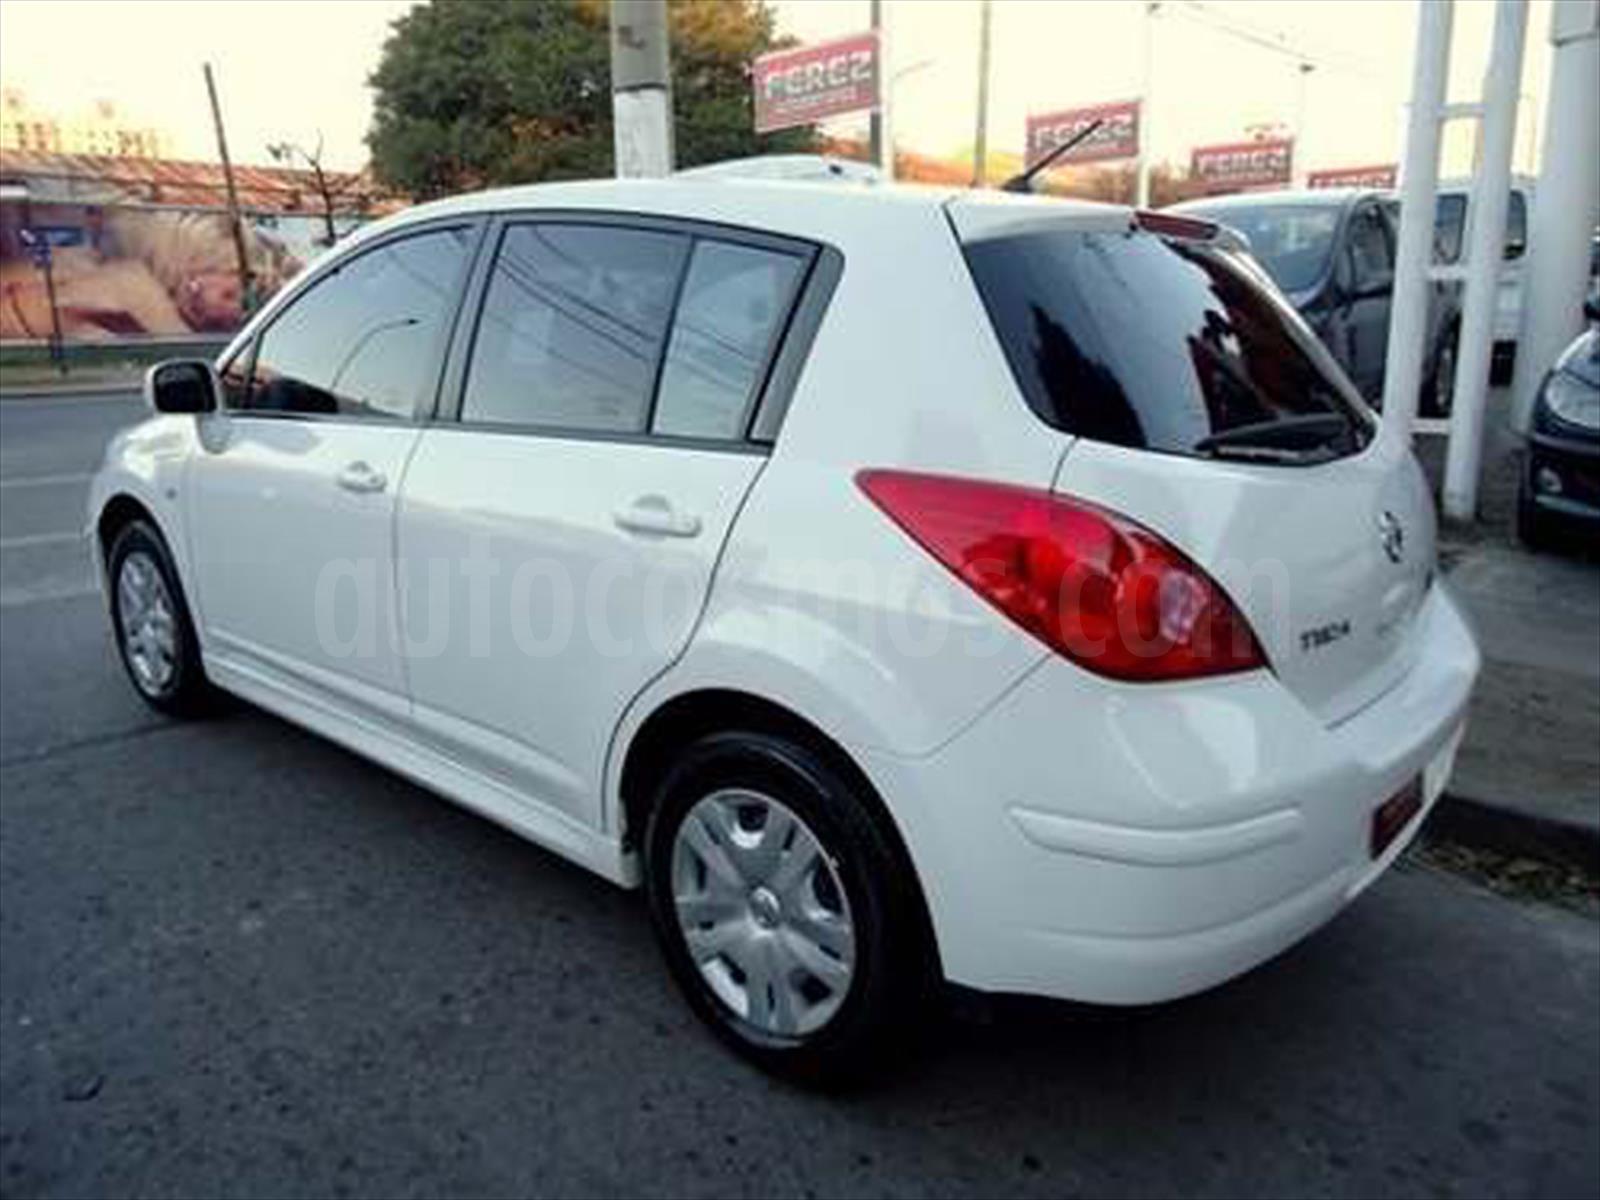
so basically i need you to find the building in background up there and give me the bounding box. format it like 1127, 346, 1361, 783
1, 88, 173, 159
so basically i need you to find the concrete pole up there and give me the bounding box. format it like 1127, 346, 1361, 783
1292, 61, 1313, 187
1509, 0, 1600, 434
609, 0, 674, 178
879, 1, 895, 181
972, 0, 992, 188
202, 63, 252, 301
1443, 0, 1528, 522
1136, 2, 1158, 207
1379, 0, 1454, 445
868, 0, 884, 171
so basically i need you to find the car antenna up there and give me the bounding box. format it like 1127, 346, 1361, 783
1001, 119, 1105, 195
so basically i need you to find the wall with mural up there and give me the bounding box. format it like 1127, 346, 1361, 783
0, 201, 360, 341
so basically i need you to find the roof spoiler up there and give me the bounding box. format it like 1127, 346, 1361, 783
1134, 209, 1250, 254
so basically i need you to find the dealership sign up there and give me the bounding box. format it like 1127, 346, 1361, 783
753, 33, 880, 134
1190, 138, 1294, 191
1308, 164, 1398, 190
1025, 100, 1141, 167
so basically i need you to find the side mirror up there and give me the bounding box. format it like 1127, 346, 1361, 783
1503, 237, 1526, 261
1585, 292, 1600, 324
145, 359, 220, 414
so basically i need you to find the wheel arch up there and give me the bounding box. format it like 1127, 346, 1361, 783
96, 492, 160, 565
616, 686, 942, 977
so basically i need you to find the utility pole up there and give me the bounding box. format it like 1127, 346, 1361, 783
869, 0, 884, 171
609, 0, 674, 178
972, 0, 992, 188
1292, 60, 1314, 187
1135, 2, 1158, 207
202, 63, 251, 301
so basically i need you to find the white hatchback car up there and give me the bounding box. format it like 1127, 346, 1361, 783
90, 169, 1479, 1078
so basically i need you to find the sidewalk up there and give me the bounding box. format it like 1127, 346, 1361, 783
1418, 404, 1600, 863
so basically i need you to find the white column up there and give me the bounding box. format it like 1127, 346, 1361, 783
1443, 0, 1529, 522
1379, 0, 1454, 445
1508, 0, 1600, 434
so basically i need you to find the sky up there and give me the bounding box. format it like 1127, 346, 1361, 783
0, 0, 1554, 178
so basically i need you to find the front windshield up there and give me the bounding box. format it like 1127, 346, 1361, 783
1179, 203, 1341, 293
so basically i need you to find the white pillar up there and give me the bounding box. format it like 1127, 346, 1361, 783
1509, 0, 1600, 434
1443, 0, 1529, 522
1379, 0, 1454, 445
610, 0, 674, 178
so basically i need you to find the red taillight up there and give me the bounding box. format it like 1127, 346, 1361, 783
857, 470, 1267, 682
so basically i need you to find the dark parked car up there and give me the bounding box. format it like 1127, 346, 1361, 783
1519, 291, 1600, 550
1170, 189, 1461, 416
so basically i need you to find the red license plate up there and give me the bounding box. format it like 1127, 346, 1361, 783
1371, 775, 1423, 858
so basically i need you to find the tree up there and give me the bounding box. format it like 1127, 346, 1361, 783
367, 0, 811, 199
267, 133, 348, 246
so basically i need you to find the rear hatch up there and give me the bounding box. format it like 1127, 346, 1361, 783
950, 198, 1435, 725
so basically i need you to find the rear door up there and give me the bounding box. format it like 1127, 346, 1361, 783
954, 209, 1435, 724
396, 216, 815, 826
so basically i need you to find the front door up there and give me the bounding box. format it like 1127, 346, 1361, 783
397, 219, 810, 828
188, 224, 476, 721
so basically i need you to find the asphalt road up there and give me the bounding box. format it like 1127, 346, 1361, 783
1, 389, 1597, 1200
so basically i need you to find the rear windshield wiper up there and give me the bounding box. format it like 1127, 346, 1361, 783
1194, 413, 1353, 462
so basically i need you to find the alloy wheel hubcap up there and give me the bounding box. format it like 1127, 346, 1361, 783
117, 551, 178, 695
671, 789, 855, 1038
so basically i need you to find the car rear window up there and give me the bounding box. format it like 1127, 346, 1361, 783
963, 227, 1374, 464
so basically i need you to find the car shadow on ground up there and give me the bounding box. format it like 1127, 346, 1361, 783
5, 694, 1592, 1199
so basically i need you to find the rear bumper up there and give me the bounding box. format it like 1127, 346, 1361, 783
863, 583, 1480, 1004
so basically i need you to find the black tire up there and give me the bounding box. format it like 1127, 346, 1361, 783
1420, 328, 1459, 418
642, 730, 933, 1083
107, 519, 214, 716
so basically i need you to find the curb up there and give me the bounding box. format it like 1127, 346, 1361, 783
0, 383, 143, 401
1430, 792, 1600, 876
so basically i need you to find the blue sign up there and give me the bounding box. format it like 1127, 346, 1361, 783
19, 225, 85, 248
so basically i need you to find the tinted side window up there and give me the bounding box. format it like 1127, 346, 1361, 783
220, 347, 252, 409
245, 228, 472, 419
1434, 194, 1466, 264
1505, 190, 1528, 259
463, 223, 688, 432
653, 241, 804, 439
1347, 207, 1392, 289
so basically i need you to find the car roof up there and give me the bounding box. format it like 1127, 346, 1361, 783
346, 172, 1130, 253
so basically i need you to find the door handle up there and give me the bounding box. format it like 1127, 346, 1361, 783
613, 496, 702, 538
336, 461, 388, 494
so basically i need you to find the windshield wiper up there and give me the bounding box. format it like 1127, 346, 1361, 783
1194, 413, 1352, 462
